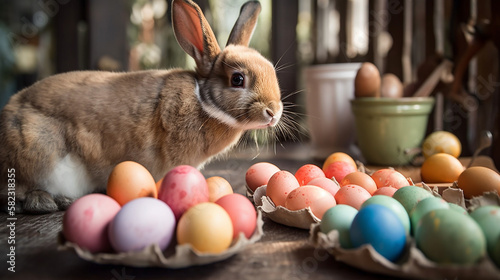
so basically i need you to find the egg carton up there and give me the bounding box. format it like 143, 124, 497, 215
247, 185, 321, 229
57, 210, 264, 268
308, 189, 500, 279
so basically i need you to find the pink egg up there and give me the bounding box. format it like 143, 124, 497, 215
158, 165, 209, 220
371, 169, 410, 189
334, 184, 372, 210
216, 193, 257, 239
324, 161, 357, 183
62, 194, 121, 253
245, 162, 281, 191
108, 197, 176, 253
295, 164, 325, 186
340, 171, 377, 195
307, 177, 340, 197
373, 186, 399, 197
266, 170, 300, 207
285, 185, 336, 219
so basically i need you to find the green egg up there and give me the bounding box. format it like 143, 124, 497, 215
410, 196, 449, 235
470, 205, 500, 262
447, 202, 468, 215
361, 195, 410, 235
392, 185, 434, 214
416, 209, 486, 264
492, 237, 500, 267
320, 205, 358, 248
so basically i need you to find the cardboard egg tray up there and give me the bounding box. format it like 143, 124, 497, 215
58, 211, 264, 268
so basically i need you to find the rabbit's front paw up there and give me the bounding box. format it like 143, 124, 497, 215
24, 190, 59, 213
54, 195, 75, 211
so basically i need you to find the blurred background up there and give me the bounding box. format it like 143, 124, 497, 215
0, 0, 498, 168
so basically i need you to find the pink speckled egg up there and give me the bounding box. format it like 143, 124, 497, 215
266, 170, 300, 207
334, 184, 372, 210
245, 162, 281, 191
295, 164, 325, 186
285, 185, 336, 219
307, 177, 340, 197
371, 169, 410, 189
324, 161, 357, 183
63, 194, 121, 253
373, 186, 399, 197
158, 165, 209, 221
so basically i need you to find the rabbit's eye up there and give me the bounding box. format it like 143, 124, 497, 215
231, 73, 245, 88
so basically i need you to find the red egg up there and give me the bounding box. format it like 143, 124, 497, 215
216, 193, 257, 239
266, 170, 300, 207
307, 177, 340, 197
334, 184, 372, 210
245, 162, 281, 191
158, 165, 209, 221
371, 169, 410, 189
295, 164, 325, 186
324, 161, 357, 183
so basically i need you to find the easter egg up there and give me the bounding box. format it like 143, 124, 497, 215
63, 194, 121, 253
106, 161, 157, 206
457, 166, 500, 198
320, 205, 358, 248
158, 165, 209, 220
307, 177, 340, 197
177, 202, 233, 253
341, 171, 377, 195
324, 161, 357, 183
216, 193, 257, 239
409, 196, 449, 235
295, 164, 325, 186
350, 204, 407, 262
245, 162, 280, 191
371, 168, 409, 189
392, 185, 434, 214
361, 195, 410, 235
416, 209, 486, 264
420, 153, 464, 183
108, 197, 176, 253
206, 176, 233, 202
322, 152, 357, 172
266, 170, 300, 207
334, 184, 372, 210
285, 185, 336, 219
470, 205, 500, 262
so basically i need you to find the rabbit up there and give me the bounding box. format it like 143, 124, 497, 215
0, 0, 283, 214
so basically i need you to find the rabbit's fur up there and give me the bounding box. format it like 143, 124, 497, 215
0, 0, 282, 213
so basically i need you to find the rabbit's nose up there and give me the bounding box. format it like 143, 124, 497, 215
265, 102, 282, 127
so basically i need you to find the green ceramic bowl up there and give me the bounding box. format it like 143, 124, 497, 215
351, 97, 435, 166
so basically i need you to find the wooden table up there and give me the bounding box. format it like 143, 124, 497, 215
0, 143, 495, 279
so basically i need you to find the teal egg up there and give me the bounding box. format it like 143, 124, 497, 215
320, 205, 358, 248
410, 196, 449, 235
447, 202, 468, 215
416, 209, 486, 264
470, 205, 500, 262
392, 185, 434, 214
361, 195, 410, 235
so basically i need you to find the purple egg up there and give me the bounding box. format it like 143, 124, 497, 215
108, 197, 176, 253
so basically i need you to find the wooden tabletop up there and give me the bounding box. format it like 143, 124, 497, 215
0, 143, 496, 279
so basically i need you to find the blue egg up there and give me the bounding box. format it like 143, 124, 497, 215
349, 204, 406, 262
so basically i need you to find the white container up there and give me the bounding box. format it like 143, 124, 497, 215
304, 63, 361, 159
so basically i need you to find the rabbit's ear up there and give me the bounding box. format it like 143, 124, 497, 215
226, 1, 261, 47
172, 0, 221, 76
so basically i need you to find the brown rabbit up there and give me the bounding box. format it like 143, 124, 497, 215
0, 0, 282, 213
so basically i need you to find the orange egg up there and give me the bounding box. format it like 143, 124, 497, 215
420, 153, 464, 183
266, 170, 300, 207
340, 171, 377, 195
107, 161, 157, 206
206, 176, 233, 202
322, 152, 357, 173
285, 185, 336, 219
156, 178, 163, 192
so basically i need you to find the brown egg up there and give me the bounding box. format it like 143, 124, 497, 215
380, 73, 403, 98
457, 166, 500, 198
354, 62, 381, 98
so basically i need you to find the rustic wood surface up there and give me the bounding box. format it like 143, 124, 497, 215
0, 143, 495, 280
